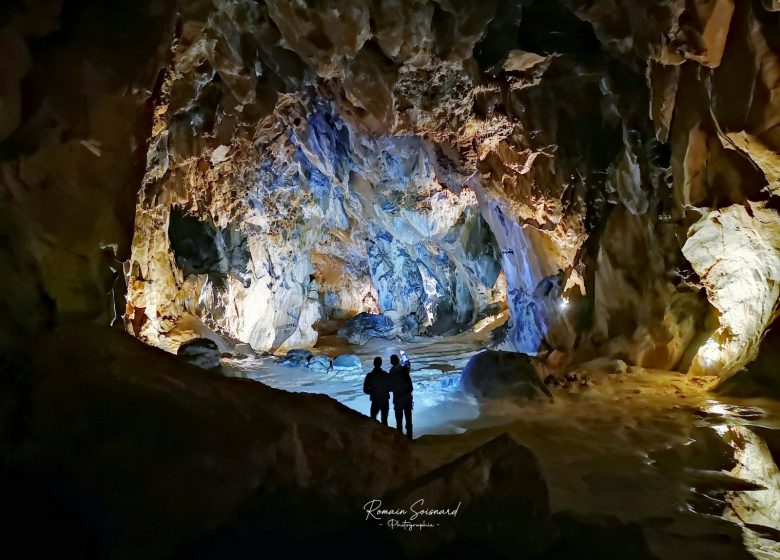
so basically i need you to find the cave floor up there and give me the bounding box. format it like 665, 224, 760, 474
223, 331, 485, 436
223, 338, 780, 560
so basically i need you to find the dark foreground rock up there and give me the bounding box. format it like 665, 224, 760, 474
177, 338, 221, 370
1, 325, 665, 560
0, 325, 418, 559
381, 433, 557, 559
461, 350, 553, 400
337, 312, 395, 345
540, 512, 658, 560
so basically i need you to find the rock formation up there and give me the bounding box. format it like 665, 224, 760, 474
107, 0, 780, 379
128, 86, 506, 352
461, 349, 553, 400
2, 0, 780, 557
177, 336, 222, 369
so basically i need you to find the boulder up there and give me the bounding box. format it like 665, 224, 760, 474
576, 357, 628, 376
177, 338, 221, 370
278, 349, 313, 367
337, 312, 395, 345
461, 350, 552, 400
233, 343, 254, 357
382, 433, 556, 559
307, 354, 332, 371
332, 354, 362, 371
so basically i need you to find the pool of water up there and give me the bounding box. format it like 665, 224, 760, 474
223, 331, 488, 436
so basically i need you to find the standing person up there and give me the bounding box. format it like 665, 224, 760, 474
389, 353, 413, 439
363, 356, 390, 425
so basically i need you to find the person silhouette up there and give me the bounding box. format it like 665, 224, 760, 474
363, 356, 390, 425
389, 354, 413, 439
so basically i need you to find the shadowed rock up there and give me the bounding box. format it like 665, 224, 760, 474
461, 350, 552, 400
381, 433, 557, 559
540, 512, 658, 560
177, 338, 221, 370
278, 348, 313, 367
337, 313, 395, 345
0, 325, 419, 559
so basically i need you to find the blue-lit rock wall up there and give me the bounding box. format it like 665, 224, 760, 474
128, 97, 505, 351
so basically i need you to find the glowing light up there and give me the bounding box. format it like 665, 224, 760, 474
694, 337, 724, 372
559, 297, 570, 310
704, 401, 731, 416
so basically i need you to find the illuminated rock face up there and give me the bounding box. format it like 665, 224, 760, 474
683, 203, 780, 376
127, 98, 505, 351
119, 0, 780, 373
4, 3, 780, 556
4, 0, 780, 377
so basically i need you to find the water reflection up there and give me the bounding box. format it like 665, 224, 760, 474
223, 342, 780, 559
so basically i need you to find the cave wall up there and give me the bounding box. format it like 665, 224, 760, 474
2, 0, 779, 376
571, 0, 780, 375
122, 0, 780, 373
128, 82, 505, 350
0, 0, 179, 353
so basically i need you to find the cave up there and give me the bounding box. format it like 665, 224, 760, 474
2, 1, 780, 559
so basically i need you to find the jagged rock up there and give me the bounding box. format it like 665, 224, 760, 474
337, 312, 396, 345
398, 312, 421, 341
177, 338, 221, 370
461, 350, 552, 400
278, 349, 313, 367
382, 433, 556, 558
4, 1, 780, 557
3, 325, 419, 558
307, 354, 332, 371
683, 202, 780, 376
332, 354, 362, 371
4, 0, 780, 382
128, 99, 504, 351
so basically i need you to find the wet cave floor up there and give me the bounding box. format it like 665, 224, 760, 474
223, 333, 780, 560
